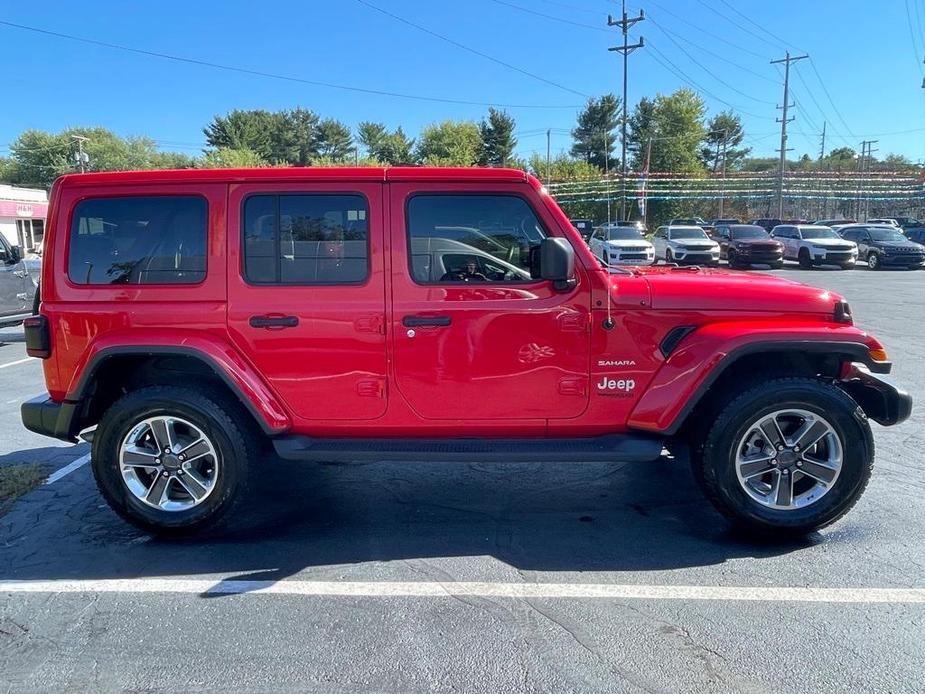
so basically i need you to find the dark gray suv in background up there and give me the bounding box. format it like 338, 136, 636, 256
838, 225, 925, 270
0, 234, 40, 327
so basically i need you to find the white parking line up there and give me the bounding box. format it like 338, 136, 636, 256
0, 357, 34, 369
44, 453, 91, 485
0, 579, 923, 604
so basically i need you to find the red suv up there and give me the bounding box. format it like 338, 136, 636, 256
22, 167, 911, 536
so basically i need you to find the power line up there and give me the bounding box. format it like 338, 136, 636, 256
807, 58, 857, 141
646, 16, 777, 84
715, 0, 799, 51
692, 0, 781, 49
645, 18, 775, 104
356, 0, 589, 98
904, 0, 925, 75
0, 18, 578, 110
645, 41, 774, 120
489, 0, 610, 32
643, 0, 768, 60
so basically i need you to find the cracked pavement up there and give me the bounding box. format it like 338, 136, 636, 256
1, 267, 924, 692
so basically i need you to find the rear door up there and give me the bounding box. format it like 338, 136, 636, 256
226, 180, 387, 421
388, 183, 591, 420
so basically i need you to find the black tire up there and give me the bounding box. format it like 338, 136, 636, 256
91, 385, 259, 536
798, 249, 812, 269
727, 250, 739, 269
867, 252, 881, 270
770, 261, 784, 270
691, 377, 873, 536
665, 249, 673, 264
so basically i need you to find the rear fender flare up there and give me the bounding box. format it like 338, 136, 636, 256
66, 338, 291, 436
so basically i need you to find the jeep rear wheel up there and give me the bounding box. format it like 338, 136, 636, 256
692, 378, 873, 536
91, 386, 257, 536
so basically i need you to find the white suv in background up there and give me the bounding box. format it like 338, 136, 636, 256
771, 224, 858, 269
652, 225, 720, 265
588, 223, 655, 266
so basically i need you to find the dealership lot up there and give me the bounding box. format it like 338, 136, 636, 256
1, 267, 923, 693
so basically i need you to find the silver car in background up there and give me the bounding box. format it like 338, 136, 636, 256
0, 235, 40, 327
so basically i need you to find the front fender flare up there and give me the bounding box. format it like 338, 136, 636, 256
628, 322, 889, 435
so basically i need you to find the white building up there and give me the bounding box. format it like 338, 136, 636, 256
0, 183, 48, 254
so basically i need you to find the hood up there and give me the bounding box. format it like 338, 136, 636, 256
629, 266, 841, 314
604, 239, 653, 249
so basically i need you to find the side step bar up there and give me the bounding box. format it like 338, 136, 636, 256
272, 435, 665, 464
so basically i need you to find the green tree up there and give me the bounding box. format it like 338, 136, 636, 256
0, 156, 15, 182
818, 147, 858, 171
314, 118, 353, 162
570, 94, 620, 170
701, 111, 750, 172
357, 122, 415, 165
203, 110, 277, 161
415, 120, 482, 166
150, 151, 197, 169
527, 153, 602, 181
275, 108, 321, 165
478, 108, 517, 166
199, 148, 268, 168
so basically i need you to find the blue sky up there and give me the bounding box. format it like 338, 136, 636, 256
1, 0, 924, 165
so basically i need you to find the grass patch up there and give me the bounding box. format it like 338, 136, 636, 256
0, 464, 47, 516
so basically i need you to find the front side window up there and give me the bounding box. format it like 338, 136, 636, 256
406, 194, 545, 283
68, 196, 206, 285
243, 194, 369, 284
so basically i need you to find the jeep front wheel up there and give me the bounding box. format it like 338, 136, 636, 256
92, 386, 257, 535
867, 252, 881, 270
693, 378, 873, 536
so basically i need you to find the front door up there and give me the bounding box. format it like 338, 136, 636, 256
0, 236, 27, 318
388, 183, 591, 420
227, 181, 387, 421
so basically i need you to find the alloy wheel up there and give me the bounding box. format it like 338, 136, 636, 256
734, 409, 842, 510
119, 415, 220, 511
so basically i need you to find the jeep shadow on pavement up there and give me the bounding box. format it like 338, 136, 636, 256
19, 166, 912, 539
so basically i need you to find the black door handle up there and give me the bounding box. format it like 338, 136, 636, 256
249, 315, 299, 329
402, 315, 452, 328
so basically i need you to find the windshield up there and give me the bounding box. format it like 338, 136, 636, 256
671, 228, 709, 239
868, 228, 909, 242
800, 227, 840, 240
731, 226, 769, 239
604, 227, 643, 240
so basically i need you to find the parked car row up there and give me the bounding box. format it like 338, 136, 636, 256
579, 218, 925, 271
0, 236, 40, 327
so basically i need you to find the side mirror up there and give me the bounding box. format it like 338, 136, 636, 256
538, 238, 576, 291
9, 246, 21, 263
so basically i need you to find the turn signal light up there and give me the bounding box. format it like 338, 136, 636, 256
868, 348, 888, 363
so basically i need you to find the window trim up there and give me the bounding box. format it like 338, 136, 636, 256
403, 191, 550, 287
240, 191, 372, 287
66, 193, 210, 287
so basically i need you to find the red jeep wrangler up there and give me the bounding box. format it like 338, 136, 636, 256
21, 167, 911, 536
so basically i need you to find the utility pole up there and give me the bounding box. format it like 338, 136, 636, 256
603, 128, 611, 223
719, 136, 728, 219
641, 136, 652, 227
770, 51, 808, 219
608, 0, 644, 222
819, 121, 826, 160
546, 129, 551, 183
71, 135, 89, 173
863, 140, 878, 221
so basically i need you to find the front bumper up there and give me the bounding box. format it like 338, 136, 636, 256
879, 253, 925, 267
675, 251, 720, 265
812, 250, 857, 265
21, 395, 80, 443
838, 364, 913, 426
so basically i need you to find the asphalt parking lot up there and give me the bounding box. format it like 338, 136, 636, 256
1, 265, 923, 693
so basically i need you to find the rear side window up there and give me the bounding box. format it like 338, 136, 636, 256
69, 196, 207, 285
406, 194, 546, 284
243, 194, 369, 284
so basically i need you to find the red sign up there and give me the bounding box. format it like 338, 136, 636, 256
0, 200, 48, 218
